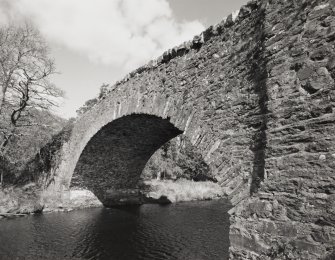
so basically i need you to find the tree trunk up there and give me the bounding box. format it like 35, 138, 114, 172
0, 87, 5, 114
0, 143, 9, 187
0, 82, 9, 114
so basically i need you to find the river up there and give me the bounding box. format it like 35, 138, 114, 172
0, 199, 231, 260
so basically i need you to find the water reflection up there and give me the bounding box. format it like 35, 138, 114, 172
0, 200, 231, 260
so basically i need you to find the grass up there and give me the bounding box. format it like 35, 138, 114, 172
144, 179, 224, 203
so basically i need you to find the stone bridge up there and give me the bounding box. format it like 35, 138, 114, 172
42, 0, 335, 259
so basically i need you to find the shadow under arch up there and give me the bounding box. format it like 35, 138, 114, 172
70, 113, 183, 207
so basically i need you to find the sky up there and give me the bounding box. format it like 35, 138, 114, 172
0, 0, 248, 118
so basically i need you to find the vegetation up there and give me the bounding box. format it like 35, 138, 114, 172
145, 179, 224, 203
141, 138, 222, 203
76, 83, 110, 116
0, 23, 65, 186
142, 137, 216, 182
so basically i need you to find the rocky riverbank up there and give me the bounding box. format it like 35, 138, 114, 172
0, 184, 103, 219
42, 188, 103, 213
0, 184, 44, 219
0, 179, 224, 218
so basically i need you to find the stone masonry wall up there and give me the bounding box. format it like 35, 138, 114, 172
41, 0, 335, 259
229, 0, 335, 259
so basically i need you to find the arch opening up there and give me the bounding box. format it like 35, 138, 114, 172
70, 114, 183, 207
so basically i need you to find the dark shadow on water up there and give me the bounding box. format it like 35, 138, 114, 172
105, 204, 142, 216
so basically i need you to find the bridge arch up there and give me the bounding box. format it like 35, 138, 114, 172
71, 113, 183, 206
45, 86, 215, 207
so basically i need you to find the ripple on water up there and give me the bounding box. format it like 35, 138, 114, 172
0, 199, 231, 260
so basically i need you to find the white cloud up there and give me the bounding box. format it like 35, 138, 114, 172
1, 0, 205, 71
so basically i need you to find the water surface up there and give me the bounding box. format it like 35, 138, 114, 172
0, 200, 231, 260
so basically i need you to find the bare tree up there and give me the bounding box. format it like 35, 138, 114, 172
0, 22, 64, 185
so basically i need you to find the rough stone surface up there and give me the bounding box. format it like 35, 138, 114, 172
0, 183, 44, 215
43, 188, 102, 212
229, 0, 335, 259
14, 0, 335, 259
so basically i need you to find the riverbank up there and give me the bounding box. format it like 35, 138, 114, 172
0, 184, 102, 219
0, 179, 224, 219
0, 183, 44, 219
43, 188, 103, 213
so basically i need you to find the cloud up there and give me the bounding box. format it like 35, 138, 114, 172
0, 0, 205, 71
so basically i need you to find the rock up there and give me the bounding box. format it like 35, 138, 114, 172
225, 14, 234, 27
60, 189, 102, 209
192, 35, 202, 49
103, 189, 145, 207
310, 46, 329, 61
301, 67, 333, 94
238, 5, 251, 19
319, 154, 327, 161
290, 46, 306, 57
297, 67, 314, 81
327, 56, 335, 70
144, 195, 171, 205
0, 184, 43, 216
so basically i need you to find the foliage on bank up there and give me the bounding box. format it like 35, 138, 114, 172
145, 179, 224, 203
0, 110, 67, 185
142, 137, 216, 182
